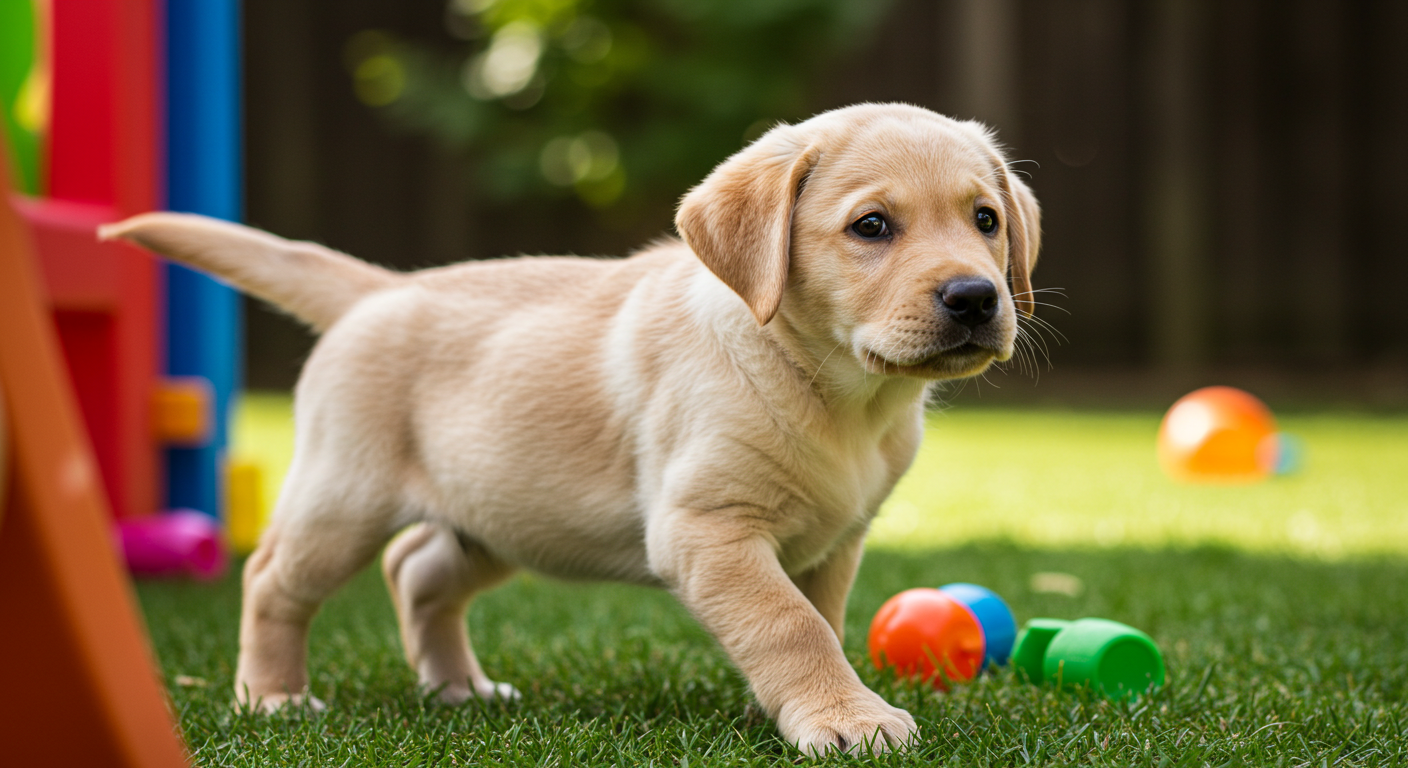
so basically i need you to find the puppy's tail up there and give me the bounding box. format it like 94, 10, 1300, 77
99, 212, 403, 333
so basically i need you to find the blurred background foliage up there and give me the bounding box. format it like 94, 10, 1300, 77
342, 0, 891, 211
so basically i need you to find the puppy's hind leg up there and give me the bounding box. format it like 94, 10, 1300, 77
235, 457, 401, 712
383, 522, 518, 703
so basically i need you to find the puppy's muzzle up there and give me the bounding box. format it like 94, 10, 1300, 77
937, 278, 999, 328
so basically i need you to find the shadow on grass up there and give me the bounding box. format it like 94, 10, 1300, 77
136, 544, 1407, 766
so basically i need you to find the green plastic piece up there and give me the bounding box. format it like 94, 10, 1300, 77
0, 0, 42, 195
1042, 618, 1165, 699
1011, 618, 1069, 684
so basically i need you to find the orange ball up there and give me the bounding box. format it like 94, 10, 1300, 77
1158, 386, 1277, 482
868, 588, 984, 690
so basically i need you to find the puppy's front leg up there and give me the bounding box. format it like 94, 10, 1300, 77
791, 533, 865, 644
650, 511, 915, 755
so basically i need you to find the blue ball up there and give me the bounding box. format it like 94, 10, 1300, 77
940, 583, 1017, 668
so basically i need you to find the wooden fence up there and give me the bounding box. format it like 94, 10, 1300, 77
242, 0, 1408, 390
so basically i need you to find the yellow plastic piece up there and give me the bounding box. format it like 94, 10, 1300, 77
231, 392, 295, 533
152, 376, 213, 445
225, 458, 265, 553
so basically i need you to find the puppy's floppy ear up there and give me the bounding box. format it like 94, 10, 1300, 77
1002, 170, 1042, 318
675, 126, 819, 326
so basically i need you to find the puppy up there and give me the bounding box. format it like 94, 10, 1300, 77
102, 103, 1040, 755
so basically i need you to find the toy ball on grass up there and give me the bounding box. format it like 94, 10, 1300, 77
940, 583, 1017, 669
868, 588, 984, 690
1158, 386, 1298, 482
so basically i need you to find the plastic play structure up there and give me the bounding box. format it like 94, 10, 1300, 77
1, 105, 189, 768
0, 1, 259, 761
0, 0, 258, 572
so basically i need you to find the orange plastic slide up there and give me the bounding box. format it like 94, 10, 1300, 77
0, 144, 188, 765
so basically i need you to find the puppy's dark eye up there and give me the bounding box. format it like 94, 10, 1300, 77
851, 213, 889, 240
976, 207, 998, 235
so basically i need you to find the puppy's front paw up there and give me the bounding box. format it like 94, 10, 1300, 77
429, 679, 521, 705
238, 691, 327, 714
780, 690, 917, 756
479, 681, 522, 702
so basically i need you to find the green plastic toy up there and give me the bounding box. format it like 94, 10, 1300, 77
1012, 617, 1165, 699
0, 0, 44, 195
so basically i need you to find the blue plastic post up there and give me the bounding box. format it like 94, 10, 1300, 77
163, 0, 242, 519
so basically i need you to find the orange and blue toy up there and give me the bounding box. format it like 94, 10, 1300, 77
940, 582, 1018, 669
1158, 385, 1299, 483
868, 587, 985, 690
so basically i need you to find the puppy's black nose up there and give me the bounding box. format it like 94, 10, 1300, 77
939, 278, 999, 327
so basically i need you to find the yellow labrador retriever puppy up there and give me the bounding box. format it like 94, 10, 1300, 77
102, 102, 1039, 755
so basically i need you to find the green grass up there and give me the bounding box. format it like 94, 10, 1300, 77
873, 410, 1408, 559
135, 404, 1408, 765
236, 395, 1408, 559
138, 546, 1408, 766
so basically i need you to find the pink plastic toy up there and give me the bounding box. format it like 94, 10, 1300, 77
116, 509, 228, 580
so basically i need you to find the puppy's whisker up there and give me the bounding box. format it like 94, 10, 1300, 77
1028, 323, 1067, 353
1008, 331, 1037, 379
1019, 301, 1072, 315
1018, 337, 1043, 382
950, 376, 970, 404
1011, 289, 1070, 313
1022, 333, 1047, 381
1006, 159, 1039, 179
807, 341, 846, 390
1021, 313, 1068, 345
1020, 325, 1053, 368
1022, 325, 1054, 362
1011, 334, 1033, 376
1027, 331, 1048, 370
1011, 328, 1036, 373
1017, 324, 1055, 372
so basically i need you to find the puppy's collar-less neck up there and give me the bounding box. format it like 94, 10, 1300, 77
762, 308, 928, 426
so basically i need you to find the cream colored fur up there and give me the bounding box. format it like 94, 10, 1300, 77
100, 103, 1040, 756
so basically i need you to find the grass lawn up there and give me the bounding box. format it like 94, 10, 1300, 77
873, 408, 1408, 559
134, 397, 1408, 766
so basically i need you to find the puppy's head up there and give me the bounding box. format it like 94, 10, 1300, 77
676, 103, 1041, 381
